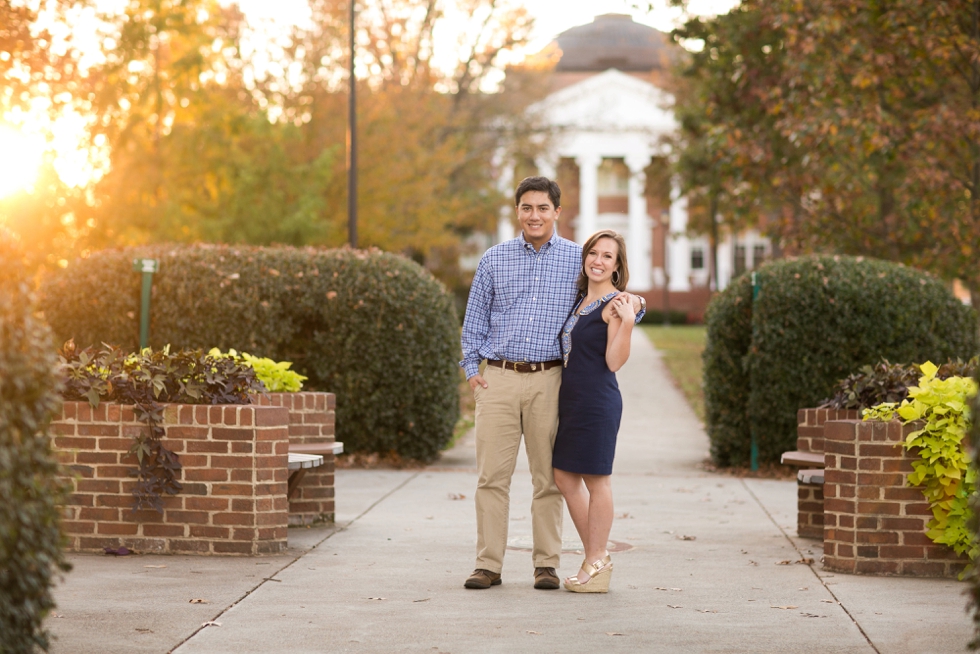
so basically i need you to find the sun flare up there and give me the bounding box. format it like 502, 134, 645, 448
0, 126, 45, 199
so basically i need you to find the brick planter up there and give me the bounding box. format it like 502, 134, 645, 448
822, 418, 966, 577
254, 392, 337, 525
795, 408, 859, 538
52, 402, 290, 555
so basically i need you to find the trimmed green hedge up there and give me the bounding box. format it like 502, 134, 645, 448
40, 245, 460, 462
639, 309, 691, 325
704, 256, 979, 466
0, 229, 70, 653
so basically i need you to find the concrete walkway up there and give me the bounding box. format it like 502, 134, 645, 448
48, 330, 973, 653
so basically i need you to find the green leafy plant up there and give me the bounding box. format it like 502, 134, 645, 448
40, 245, 460, 462
209, 348, 307, 392
863, 362, 978, 567
703, 255, 978, 466
0, 229, 71, 653
59, 342, 264, 511
827, 358, 979, 411
968, 365, 980, 649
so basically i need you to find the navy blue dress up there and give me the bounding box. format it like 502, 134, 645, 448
552, 292, 622, 476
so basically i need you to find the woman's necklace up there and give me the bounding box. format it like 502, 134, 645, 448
578, 287, 617, 315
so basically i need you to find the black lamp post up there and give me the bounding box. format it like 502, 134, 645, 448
347, 0, 358, 248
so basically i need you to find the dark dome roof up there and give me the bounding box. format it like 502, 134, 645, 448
554, 14, 667, 72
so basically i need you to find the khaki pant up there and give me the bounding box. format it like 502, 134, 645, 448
473, 364, 563, 573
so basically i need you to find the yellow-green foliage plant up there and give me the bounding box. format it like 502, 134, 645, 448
209, 349, 307, 393
864, 361, 978, 566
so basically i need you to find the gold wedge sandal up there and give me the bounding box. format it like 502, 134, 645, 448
563, 555, 613, 593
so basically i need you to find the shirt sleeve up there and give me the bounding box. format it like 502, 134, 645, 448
460, 255, 493, 379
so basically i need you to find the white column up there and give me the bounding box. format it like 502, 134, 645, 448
716, 234, 732, 290
496, 150, 515, 244
668, 180, 691, 292
625, 153, 651, 291
575, 153, 600, 244
535, 157, 556, 181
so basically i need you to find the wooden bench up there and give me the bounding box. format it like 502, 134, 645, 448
286, 442, 343, 499
781, 450, 826, 539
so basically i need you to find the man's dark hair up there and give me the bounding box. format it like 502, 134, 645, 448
514, 176, 561, 209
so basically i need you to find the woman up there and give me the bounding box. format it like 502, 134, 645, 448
552, 229, 635, 593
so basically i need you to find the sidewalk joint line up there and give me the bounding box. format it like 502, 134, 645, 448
168, 471, 422, 653
739, 478, 882, 654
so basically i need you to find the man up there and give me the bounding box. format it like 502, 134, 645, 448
459, 176, 645, 590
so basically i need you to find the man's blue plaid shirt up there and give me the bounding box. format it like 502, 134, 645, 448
460, 230, 582, 379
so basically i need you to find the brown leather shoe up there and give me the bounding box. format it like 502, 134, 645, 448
533, 567, 560, 590
464, 569, 501, 589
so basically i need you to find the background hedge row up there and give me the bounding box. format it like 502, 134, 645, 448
40, 244, 461, 462
0, 229, 69, 652
704, 255, 979, 466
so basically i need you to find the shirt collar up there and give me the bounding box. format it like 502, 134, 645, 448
519, 229, 559, 253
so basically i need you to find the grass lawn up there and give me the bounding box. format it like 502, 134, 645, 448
640, 325, 707, 423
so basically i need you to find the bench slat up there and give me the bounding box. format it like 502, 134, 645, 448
289, 442, 344, 456
798, 468, 825, 485
781, 451, 825, 468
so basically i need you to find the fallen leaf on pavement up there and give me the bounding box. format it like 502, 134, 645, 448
103, 546, 131, 556
606, 632, 624, 636
448, 493, 466, 500
201, 621, 221, 627
820, 599, 836, 604
771, 605, 798, 610
526, 630, 540, 635
144, 565, 166, 569
667, 605, 683, 609
189, 599, 208, 604
677, 535, 696, 541
413, 598, 431, 603
367, 597, 386, 601
698, 609, 718, 614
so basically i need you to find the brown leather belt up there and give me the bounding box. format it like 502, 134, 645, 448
486, 359, 562, 373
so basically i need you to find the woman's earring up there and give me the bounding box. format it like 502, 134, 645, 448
612, 270, 621, 285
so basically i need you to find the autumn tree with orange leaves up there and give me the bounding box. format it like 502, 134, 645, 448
669, 0, 980, 298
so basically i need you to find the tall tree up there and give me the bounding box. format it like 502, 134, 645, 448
0, 0, 89, 272
670, 0, 980, 294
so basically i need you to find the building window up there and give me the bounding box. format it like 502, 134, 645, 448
597, 158, 629, 197
752, 244, 766, 269
734, 245, 747, 277
691, 247, 704, 270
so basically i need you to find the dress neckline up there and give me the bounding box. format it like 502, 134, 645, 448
575, 291, 619, 317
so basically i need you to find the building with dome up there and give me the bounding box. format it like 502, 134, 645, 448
487, 13, 772, 319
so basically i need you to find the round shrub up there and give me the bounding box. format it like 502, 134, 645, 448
0, 229, 70, 653
39, 245, 461, 462
703, 255, 979, 466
